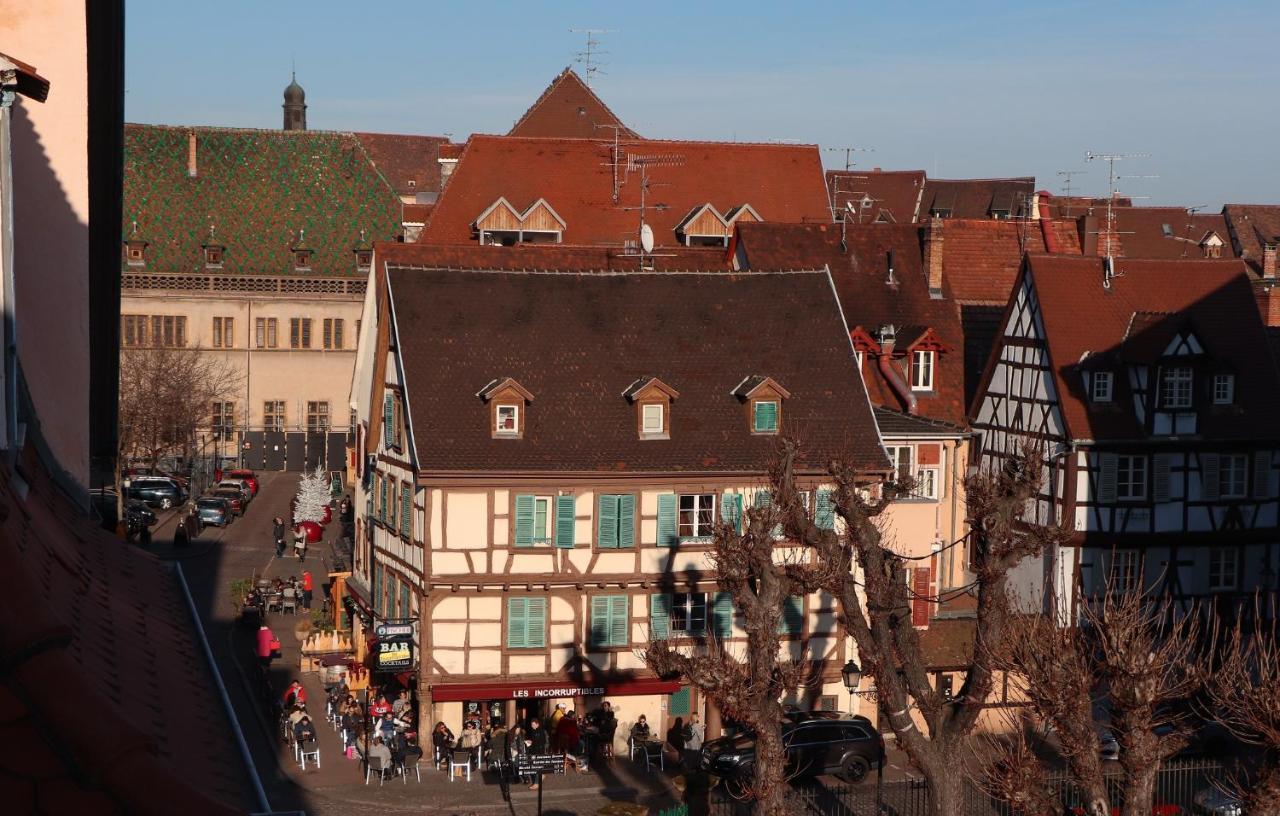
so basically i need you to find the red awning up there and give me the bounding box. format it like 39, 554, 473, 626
429, 677, 682, 703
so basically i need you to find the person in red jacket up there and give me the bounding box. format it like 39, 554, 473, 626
370, 694, 392, 718
283, 680, 307, 708
256, 624, 276, 670
301, 571, 314, 611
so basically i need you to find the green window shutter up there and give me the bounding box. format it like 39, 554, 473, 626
534, 499, 548, 542
754, 490, 781, 537
721, 493, 742, 534
372, 568, 382, 616
650, 594, 671, 639
657, 494, 677, 547
507, 598, 528, 648
598, 495, 619, 548
383, 393, 394, 448
400, 485, 412, 535
617, 494, 636, 548
779, 596, 804, 635
555, 496, 576, 548
526, 597, 546, 648
815, 489, 835, 530
400, 584, 410, 618
609, 596, 630, 647
591, 595, 611, 646
669, 686, 691, 716
712, 592, 734, 639
514, 494, 535, 547
378, 478, 387, 523
754, 401, 778, 432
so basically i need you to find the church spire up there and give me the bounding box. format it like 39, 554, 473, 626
283, 71, 306, 131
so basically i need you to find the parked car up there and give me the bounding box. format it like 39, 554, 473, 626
89, 489, 158, 534
196, 496, 233, 527
209, 487, 245, 516
1194, 786, 1243, 816
700, 712, 884, 784
224, 468, 259, 495
124, 476, 186, 509
216, 479, 253, 505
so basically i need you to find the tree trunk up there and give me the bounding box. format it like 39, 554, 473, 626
925, 766, 964, 816
751, 723, 790, 816
1120, 766, 1157, 816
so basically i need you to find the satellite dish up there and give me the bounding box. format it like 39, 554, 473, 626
639, 223, 655, 254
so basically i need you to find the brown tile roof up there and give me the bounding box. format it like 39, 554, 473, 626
508, 68, 637, 140
826, 169, 925, 225
940, 219, 1049, 305
385, 267, 888, 475
355, 132, 453, 199
376, 240, 733, 272
919, 177, 1036, 220
1096, 207, 1233, 260
0, 461, 246, 815
733, 221, 968, 427
419, 134, 832, 249
1021, 255, 1280, 441
1224, 204, 1280, 271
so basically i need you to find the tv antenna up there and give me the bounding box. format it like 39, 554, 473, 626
1085, 152, 1155, 284
617, 154, 683, 269
826, 146, 875, 172
595, 124, 630, 203
1055, 169, 1085, 218
569, 28, 616, 86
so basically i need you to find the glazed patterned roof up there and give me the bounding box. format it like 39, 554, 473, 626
123, 124, 403, 277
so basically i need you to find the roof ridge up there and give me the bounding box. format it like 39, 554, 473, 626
471, 132, 819, 150
126, 122, 361, 138
507, 67, 636, 138
388, 265, 828, 277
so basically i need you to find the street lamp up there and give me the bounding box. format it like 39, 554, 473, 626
841, 659, 862, 711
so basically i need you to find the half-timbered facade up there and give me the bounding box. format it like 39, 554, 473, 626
349, 255, 889, 746
971, 255, 1280, 616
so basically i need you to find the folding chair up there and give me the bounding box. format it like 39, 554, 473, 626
365, 755, 392, 785
448, 748, 472, 782
641, 740, 666, 772
401, 753, 422, 784
299, 739, 320, 770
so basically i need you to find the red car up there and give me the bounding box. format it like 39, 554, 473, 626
209, 487, 245, 516
225, 469, 259, 496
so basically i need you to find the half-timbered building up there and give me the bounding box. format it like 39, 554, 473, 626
971, 255, 1280, 616
347, 251, 889, 746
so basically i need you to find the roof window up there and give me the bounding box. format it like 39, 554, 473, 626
624, 377, 678, 440
732, 375, 790, 435
474, 197, 565, 246
478, 377, 534, 439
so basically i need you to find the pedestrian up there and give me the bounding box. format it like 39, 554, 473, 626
549, 702, 566, 735
301, 570, 313, 610
283, 679, 307, 708
294, 526, 307, 562
273, 517, 286, 558
528, 717, 549, 756
684, 713, 705, 770
255, 623, 276, 670
666, 716, 686, 763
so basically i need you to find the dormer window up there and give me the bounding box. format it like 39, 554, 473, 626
733, 375, 789, 435
355, 249, 373, 270
910, 350, 935, 391
1213, 373, 1235, 405
293, 249, 312, 271
753, 400, 779, 433
124, 240, 148, 267
1092, 371, 1114, 402
624, 376, 677, 440
478, 376, 534, 439
642, 404, 664, 434
203, 245, 224, 268
496, 404, 519, 435
1160, 366, 1193, 409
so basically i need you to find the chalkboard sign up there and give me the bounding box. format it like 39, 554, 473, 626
515, 753, 566, 775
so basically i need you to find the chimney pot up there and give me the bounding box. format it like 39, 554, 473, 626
924, 217, 944, 298
1264, 242, 1277, 280
187, 132, 198, 178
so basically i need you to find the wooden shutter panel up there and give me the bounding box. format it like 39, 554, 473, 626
526, 597, 546, 648
383, 393, 394, 448
514, 494, 535, 547
720, 493, 742, 534
1254, 453, 1272, 499
712, 592, 734, 639
650, 594, 671, 640
754, 401, 778, 432
1202, 454, 1220, 501
668, 686, 691, 716
609, 596, 629, 647
598, 495, 619, 548
779, 596, 803, 635
657, 494, 677, 547
378, 478, 387, 522
555, 496, 576, 548
1097, 453, 1118, 504
754, 489, 772, 510
507, 598, 527, 648
1152, 455, 1172, 504
815, 489, 835, 530
617, 494, 636, 548
591, 596, 610, 646
400, 485, 412, 535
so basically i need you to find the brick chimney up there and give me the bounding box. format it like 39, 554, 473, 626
1264, 242, 1277, 280
187, 131, 198, 178
924, 216, 944, 299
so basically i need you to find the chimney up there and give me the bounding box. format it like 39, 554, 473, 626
187, 131, 198, 178
1082, 214, 1099, 257
1264, 242, 1277, 280
924, 216, 944, 299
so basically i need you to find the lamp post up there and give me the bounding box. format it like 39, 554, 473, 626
842, 659, 883, 812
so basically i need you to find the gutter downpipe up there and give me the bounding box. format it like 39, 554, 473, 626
876, 330, 918, 415
1045, 441, 1076, 618
1037, 191, 1061, 254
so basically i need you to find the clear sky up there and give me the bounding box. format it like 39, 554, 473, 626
125, 0, 1279, 208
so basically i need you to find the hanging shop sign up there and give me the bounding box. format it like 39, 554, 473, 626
374, 637, 414, 672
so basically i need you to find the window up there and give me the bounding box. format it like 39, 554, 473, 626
264, 400, 286, 431
495, 404, 518, 436
383, 392, 403, 449
1109, 550, 1139, 592
125, 243, 145, 265
1220, 453, 1248, 499
377, 475, 387, 523
122, 315, 147, 347
256, 317, 278, 349
915, 467, 939, 500
753, 400, 779, 433
1213, 374, 1235, 405
293, 250, 311, 270
506, 597, 546, 649
1160, 367, 1193, 409
1208, 549, 1238, 592
146, 315, 187, 347
323, 318, 344, 350
642, 403, 664, 435
597, 494, 636, 548
911, 350, 935, 391
514, 495, 552, 546
398, 483, 412, 535
886, 445, 913, 483
678, 493, 716, 539
355, 249, 373, 270
1117, 455, 1147, 501
1092, 371, 1113, 402
387, 479, 398, 530
554, 495, 575, 548
778, 595, 803, 635
590, 595, 630, 648
212, 316, 234, 349
210, 401, 235, 440
204, 246, 223, 267
668, 592, 708, 635
306, 401, 330, 432
290, 317, 312, 349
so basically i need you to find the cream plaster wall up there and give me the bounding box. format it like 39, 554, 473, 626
444, 491, 487, 549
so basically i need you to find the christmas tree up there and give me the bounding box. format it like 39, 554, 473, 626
293, 465, 330, 524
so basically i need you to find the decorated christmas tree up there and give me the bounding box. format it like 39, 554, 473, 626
293, 465, 330, 524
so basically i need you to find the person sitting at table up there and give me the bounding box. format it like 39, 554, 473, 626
401, 734, 423, 769
294, 714, 317, 744
392, 690, 411, 716
370, 694, 392, 719
458, 721, 482, 753
378, 711, 397, 742
368, 736, 392, 771
630, 714, 651, 744
431, 721, 455, 766
396, 707, 416, 733
556, 711, 587, 773
283, 680, 306, 708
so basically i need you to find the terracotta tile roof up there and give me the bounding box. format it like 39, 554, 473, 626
873, 406, 965, 437
1224, 204, 1280, 271
826, 169, 925, 224
0, 461, 246, 815
355, 131, 452, 199
508, 67, 637, 139
123, 124, 402, 276
384, 267, 888, 475
1042, 195, 1131, 219
733, 221, 968, 427
375, 240, 733, 272
402, 203, 434, 223
919, 177, 1036, 220
1022, 255, 1280, 441
419, 134, 832, 249
940, 218, 1047, 304
1097, 207, 1233, 260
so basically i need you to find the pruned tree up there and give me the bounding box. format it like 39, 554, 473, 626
981, 586, 1206, 816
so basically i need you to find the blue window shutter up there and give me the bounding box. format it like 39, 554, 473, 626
650, 594, 671, 639
617, 494, 636, 548
526, 598, 546, 648
598, 495, 619, 548
591, 596, 611, 646
657, 494, 677, 547
609, 596, 630, 647
555, 496, 576, 548
721, 493, 742, 534
779, 596, 804, 635
816, 489, 835, 530
400, 485, 411, 535
515, 494, 535, 546
383, 393, 394, 448
507, 598, 527, 648
712, 592, 734, 639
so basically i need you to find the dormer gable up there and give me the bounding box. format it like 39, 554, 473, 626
675, 203, 760, 248
849, 326, 882, 354
473, 197, 565, 246
1199, 230, 1224, 258
1161, 329, 1204, 358
123, 238, 148, 267
903, 326, 954, 354
732, 375, 790, 434
478, 377, 534, 438
623, 376, 679, 440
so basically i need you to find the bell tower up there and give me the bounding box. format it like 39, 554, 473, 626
283, 72, 306, 131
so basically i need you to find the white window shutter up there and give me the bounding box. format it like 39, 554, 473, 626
1253, 452, 1272, 499
1097, 453, 1118, 504
1152, 455, 1172, 503
1201, 453, 1220, 501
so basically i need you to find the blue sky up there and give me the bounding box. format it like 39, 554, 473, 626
126, 0, 1279, 207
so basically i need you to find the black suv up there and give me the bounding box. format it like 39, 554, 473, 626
700, 712, 884, 783
125, 476, 186, 509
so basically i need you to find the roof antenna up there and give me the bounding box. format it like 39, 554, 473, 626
825, 146, 876, 173
1085, 151, 1155, 286
569, 28, 617, 86
1056, 169, 1085, 218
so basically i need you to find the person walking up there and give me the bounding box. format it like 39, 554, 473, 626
684, 713, 705, 770
301, 570, 313, 610
273, 517, 286, 558
294, 526, 307, 562
255, 623, 276, 671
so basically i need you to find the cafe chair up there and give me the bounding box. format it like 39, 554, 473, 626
365, 754, 392, 785
401, 753, 422, 784
299, 739, 320, 770
448, 748, 473, 782
640, 740, 665, 772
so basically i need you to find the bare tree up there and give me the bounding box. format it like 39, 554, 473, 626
1206, 609, 1280, 813
982, 586, 1206, 816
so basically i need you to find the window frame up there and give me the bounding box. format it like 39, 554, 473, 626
668, 592, 708, 637
1109, 549, 1139, 593
323, 317, 344, 350
1219, 453, 1248, 499
641, 403, 665, 435
589, 594, 630, 649
914, 467, 939, 500
495, 404, 519, 436
752, 399, 779, 434
1160, 366, 1193, 409
210, 400, 235, 440
677, 493, 717, 540
1092, 371, 1114, 403
290, 317, 312, 349
1116, 454, 1148, 501
264, 400, 286, 432
1208, 548, 1238, 592
885, 445, 913, 484
910, 349, 935, 391
306, 400, 330, 432
1212, 373, 1235, 405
